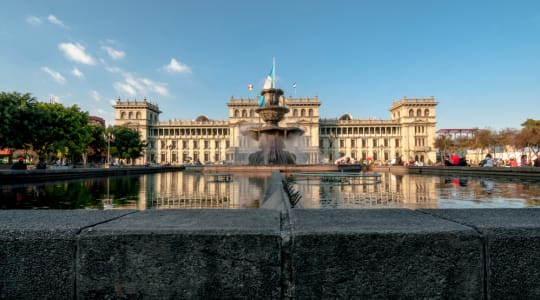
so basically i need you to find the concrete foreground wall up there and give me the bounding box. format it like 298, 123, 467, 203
2, 208, 540, 299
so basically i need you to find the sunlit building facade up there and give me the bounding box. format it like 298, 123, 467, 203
113, 95, 438, 165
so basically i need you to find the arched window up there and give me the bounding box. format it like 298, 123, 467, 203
424, 109, 430, 117
128, 112, 133, 119
301, 109, 306, 117
136, 112, 141, 119
234, 110, 239, 118
250, 110, 254, 117
408, 109, 414, 117
242, 110, 247, 118
309, 109, 314, 117
416, 109, 422, 117
293, 109, 298, 117
120, 111, 126, 119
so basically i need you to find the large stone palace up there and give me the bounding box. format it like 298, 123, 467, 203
113, 95, 438, 165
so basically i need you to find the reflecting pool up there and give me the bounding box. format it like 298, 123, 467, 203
1, 171, 539, 209
288, 173, 540, 209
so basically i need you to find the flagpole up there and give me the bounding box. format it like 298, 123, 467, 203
272, 57, 276, 89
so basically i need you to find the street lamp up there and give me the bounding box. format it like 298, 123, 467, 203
105, 132, 115, 167
329, 131, 335, 163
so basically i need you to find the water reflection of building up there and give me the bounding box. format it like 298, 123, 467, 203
293, 173, 439, 209
113, 96, 438, 165
147, 173, 264, 209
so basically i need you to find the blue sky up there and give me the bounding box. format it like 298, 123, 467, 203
1, 0, 539, 130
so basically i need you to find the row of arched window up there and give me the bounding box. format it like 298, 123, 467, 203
409, 109, 430, 117
233, 108, 315, 118
120, 111, 142, 119
119, 111, 158, 123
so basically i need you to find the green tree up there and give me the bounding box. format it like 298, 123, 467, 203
433, 134, 454, 160
475, 128, 496, 156
86, 124, 106, 164
35, 102, 93, 164
0, 92, 38, 161
111, 126, 145, 165
496, 128, 519, 158
516, 119, 540, 159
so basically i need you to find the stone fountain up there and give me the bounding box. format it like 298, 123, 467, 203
244, 88, 304, 164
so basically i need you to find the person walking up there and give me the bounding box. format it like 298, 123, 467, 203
11, 156, 27, 170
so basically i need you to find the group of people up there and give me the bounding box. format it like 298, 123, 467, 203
444, 151, 540, 168
443, 152, 468, 166
10, 157, 47, 170
480, 154, 540, 167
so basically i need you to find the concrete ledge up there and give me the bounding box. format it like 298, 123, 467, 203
0, 166, 185, 184
2, 209, 540, 299
77, 210, 282, 299
203, 164, 338, 175
289, 209, 483, 299
0, 210, 136, 299
420, 208, 540, 299
409, 165, 540, 179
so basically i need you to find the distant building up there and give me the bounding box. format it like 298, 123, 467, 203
436, 128, 477, 140
113, 96, 438, 165
88, 116, 106, 127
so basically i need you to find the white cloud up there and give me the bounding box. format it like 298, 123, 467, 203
100, 58, 122, 73
26, 15, 42, 26
125, 75, 145, 93
112, 74, 170, 98
91, 90, 101, 102
105, 65, 121, 73
141, 78, 169, 96
58, 42, 95, 65
47, 15, 66, 28
164, 58, 192, 74
72, 67, 84, 78
114, 82, 137, 97
41, 66, 66, 84
102, 46, 125, 60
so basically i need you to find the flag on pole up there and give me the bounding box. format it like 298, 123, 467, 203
258, 95, 265, 107
248, 84, 253, 91
263, 64, 275, 89
292, 83, 296, 88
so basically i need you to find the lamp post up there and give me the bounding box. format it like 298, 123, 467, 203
329, 132, 335, 163
105, 132, 115, 167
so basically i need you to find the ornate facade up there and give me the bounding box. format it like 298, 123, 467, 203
113, 96, 437, 165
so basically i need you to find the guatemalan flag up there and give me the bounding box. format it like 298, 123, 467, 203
263, 64, 275, 90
